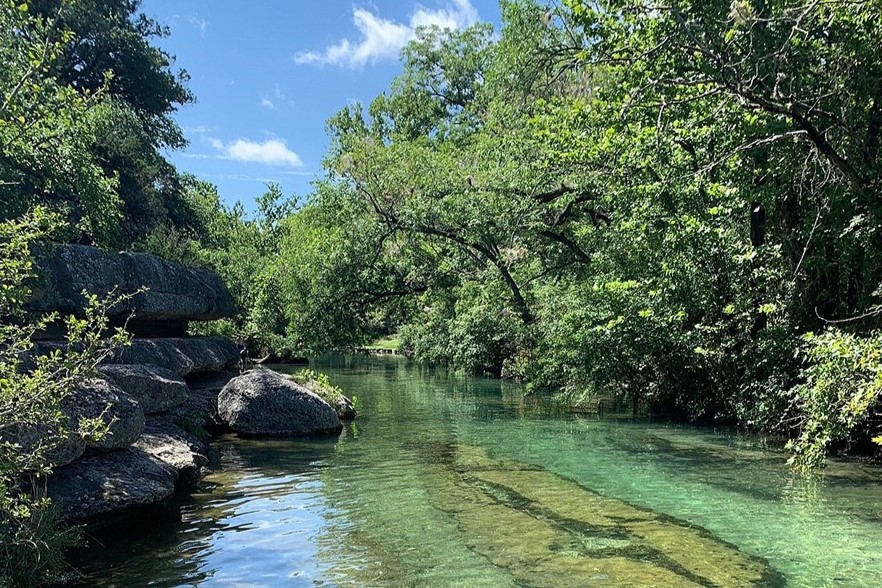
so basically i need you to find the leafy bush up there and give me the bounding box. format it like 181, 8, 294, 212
290, 370, 344, 406
0, 210, 130, 586
788, 330, 882, 470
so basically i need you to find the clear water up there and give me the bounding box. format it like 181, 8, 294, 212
71, 356, 882, 587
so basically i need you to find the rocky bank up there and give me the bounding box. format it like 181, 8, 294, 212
10, 243, 353, 527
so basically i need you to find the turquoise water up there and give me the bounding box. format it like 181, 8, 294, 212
73, 356, 882, 587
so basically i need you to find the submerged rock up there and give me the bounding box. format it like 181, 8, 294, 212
417, 443, 779, 588
218, 368, 342, 437
29, 243, 235, 322
47, 447, 178, 522
100, 364, 188, 414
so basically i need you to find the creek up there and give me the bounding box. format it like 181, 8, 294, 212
71, 355, 882, 587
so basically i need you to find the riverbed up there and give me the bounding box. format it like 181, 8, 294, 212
71, 355, 882, 586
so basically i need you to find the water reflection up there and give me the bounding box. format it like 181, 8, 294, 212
71, 436, 343, 587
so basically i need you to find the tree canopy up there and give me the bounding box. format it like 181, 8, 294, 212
0, 0, 193, 247
254, 0, 882, 467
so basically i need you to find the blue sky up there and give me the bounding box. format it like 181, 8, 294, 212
140, 0, 503, 213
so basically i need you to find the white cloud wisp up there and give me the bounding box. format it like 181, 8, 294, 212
208, 138, 303, 167
294, 0, 479, 69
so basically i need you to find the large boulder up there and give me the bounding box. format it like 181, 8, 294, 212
47, 447, 177, 522
27, 338, 238, 378
218, 369, 342, 437
63, 379, 145, 451
134, 419, 208, 485
0, 379, 144, 466
29, 243, 235, 323
100, 364, 188, 414
1, 422, 85, 469
107, 337, 238, 376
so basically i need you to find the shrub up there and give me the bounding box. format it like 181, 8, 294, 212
0, 210, 129, 586
788, 330, 882, 470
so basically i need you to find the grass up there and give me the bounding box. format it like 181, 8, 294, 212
365, 335, 401, 351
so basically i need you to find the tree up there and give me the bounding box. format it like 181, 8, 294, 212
1, 0, 194, 247
559, 0, 882, 454
0, 0, 121, 244
33, 0, 195, 244
308, 11, 616, 369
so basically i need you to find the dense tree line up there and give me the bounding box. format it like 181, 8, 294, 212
132, 1, 882, 469
0, 0, 194, 247
228, 0, 880, 468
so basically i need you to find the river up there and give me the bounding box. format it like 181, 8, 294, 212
71, 355, 882, 587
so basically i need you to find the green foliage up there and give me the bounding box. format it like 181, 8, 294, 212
0, 209, 131, 586
401, 283, 527, 375
137, 180, 296, 356
270, 0, 882, 467
788, 330, 882, 470
0, 0, 121, 244
290, 369, 344, 406
551, 0, 882, 456
0, 0, 193, 247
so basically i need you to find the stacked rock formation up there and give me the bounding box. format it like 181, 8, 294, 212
24, 244, 240, 525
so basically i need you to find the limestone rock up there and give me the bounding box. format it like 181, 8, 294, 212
162, 372, 234, 436
173, 337, 240, 374
218, 369, 342, 437
29, 243, 236, 322
0, 422, 85, 469
107, 337, 238, 376
100, 364, 188, 414
63, 379, 145, 451
28, 337, 237, 379
134, 419, 208, 484
47, 447, 177, 521
0, 379, 144, 466
334, 394, 358, 420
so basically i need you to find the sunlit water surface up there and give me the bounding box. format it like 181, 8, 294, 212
71, 356, 882, 587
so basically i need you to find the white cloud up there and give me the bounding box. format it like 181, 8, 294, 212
280, 170, 318, 176
200, 137, 303, 167
260, 85, 295, 110
294, 0, 479, 69
172, 14, 209, 37
199, 173, 280, 184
